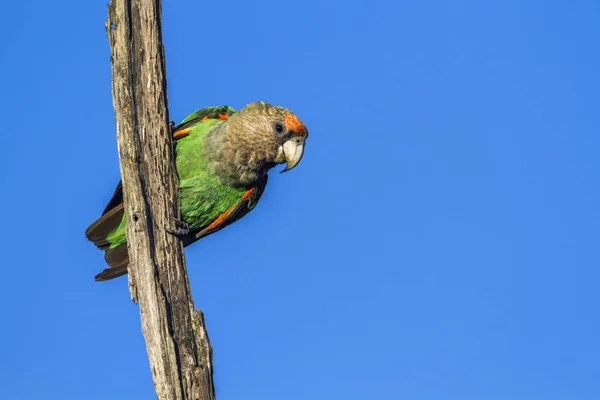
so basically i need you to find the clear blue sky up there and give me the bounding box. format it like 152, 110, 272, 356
1, 0, 599, 399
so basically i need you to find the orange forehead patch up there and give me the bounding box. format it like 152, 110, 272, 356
284, 113, 308, 136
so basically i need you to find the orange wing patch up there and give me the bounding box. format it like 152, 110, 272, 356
205, 208, 234, 231
174, 114, 228, 140
173, 128, 191, 140
205, 188, 255, 231
202, 114, 227, 122
242, 187, 254, 200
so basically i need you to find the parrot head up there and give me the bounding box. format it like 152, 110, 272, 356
227, 102, 308, 175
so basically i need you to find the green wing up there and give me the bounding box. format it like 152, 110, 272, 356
181, 174, 268, 247
174, 105, 236, 135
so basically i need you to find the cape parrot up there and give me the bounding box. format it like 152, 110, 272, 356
85, 102, 308, 281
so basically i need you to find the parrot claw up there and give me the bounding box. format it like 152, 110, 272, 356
169, 120, 176, 134
166, 218, 189, 238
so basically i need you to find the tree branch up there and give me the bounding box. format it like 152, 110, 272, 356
105, 1, 215, 399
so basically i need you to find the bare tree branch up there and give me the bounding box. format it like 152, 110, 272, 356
105, 1, 215, 398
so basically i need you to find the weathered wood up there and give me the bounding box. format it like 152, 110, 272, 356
105, 1, 215, 399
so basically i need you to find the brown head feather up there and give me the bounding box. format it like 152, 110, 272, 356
205, 102, 308, 188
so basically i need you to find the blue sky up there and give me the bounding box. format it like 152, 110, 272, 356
1, 0, 599, 399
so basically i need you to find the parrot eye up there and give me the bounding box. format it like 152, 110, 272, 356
273, 122, 285, 134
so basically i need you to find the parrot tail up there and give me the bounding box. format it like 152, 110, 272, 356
94, 265, 128, 281
85, 181, 130, 281
94, 244, 129, 281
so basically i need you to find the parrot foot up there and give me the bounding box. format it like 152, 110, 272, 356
166, 218, 189, 238
169, 120, 176, 134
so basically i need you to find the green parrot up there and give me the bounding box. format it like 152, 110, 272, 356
86, 102, 308, 281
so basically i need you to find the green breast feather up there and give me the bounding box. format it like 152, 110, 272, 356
175, 118, 247, 230
106, 112, 247, 248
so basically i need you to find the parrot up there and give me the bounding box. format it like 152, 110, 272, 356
85, 102, 308, 281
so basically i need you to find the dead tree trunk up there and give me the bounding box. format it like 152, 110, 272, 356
105, 1, 215, 399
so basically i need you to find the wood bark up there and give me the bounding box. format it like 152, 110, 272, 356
105, 1, 215, 399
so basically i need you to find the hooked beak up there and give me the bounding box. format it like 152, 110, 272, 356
279, 137, 306, 173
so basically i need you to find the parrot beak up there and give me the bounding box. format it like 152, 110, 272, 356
279, 137, 305, 173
